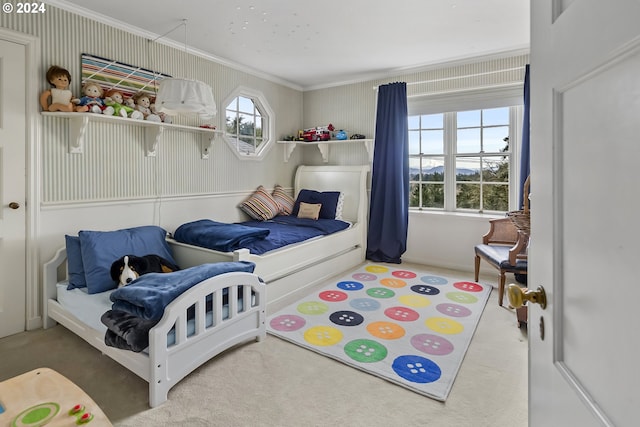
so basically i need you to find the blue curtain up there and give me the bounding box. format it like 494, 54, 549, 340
519, 64, 530, 209
366, 82, 409, 264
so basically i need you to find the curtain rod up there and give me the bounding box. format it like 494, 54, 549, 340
372, 66, 526, 90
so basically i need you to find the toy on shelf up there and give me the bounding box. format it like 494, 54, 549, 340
300, 123, 335, 142
104, 89, 142, 119
150, 102, 172, 124
40, 65, 76, 112
122, 96, 143, 120
132, 92, 161, 122
74, 83, 109, 114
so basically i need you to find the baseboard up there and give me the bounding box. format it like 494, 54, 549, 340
26, 316, 42, 331
400, 256, 473, 273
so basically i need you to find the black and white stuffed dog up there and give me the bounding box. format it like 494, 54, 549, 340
110, 254, 180, 288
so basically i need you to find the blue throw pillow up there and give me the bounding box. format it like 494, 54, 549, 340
65, 235, 86, 290
292, 189, 341, 219
79, 226, 176, 294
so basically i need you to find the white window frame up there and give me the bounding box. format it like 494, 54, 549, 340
222, 86, 275, 160
408, 85, 524, 214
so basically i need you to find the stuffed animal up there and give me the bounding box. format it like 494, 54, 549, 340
40, 65, 76, 112
150, 103, 172, 124
74, 83, 109, 114
104, 89, 133, 118
123, 96, 144, 120
132, 92, 161, 122
109, 254, 180, 287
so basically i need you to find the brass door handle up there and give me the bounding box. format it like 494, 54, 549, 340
507, 284, 547, 309
8, 202, 20, 209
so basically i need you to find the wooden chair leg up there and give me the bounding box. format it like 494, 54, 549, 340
474, 255, 480, 282
498, 272, 506, 306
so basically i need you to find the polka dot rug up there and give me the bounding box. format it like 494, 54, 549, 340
267, 263, 492, 401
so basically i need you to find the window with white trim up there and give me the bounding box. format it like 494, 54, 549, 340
223, 87, 274, 159
408, 87, 523, 213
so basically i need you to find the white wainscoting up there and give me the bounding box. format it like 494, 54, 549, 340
404, 211, 502, 278
36, 194, 501, 332
40, 201, 501, 277
38, 192, 258, 272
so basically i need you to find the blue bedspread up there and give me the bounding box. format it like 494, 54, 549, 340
174, 220, 270, 253
110, 261, 255, 320
173, 216, 350, 255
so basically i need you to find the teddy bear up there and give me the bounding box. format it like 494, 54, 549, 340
40, 65, 76, 112
132, 92, 161, 122
74, 83, 111, 114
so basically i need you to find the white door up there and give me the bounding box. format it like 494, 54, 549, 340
0, 39, 26, 338
529, 1, 640, 425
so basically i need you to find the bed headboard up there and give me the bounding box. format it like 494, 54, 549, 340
294, 165, 370, 224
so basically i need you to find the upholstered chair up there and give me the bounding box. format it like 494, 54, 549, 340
474, 218, 528, 306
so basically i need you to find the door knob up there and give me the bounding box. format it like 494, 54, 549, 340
507, 284, 547, 309
8, 202, 20, 209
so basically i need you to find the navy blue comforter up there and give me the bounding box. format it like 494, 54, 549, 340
110, 261, 255, 320
174, 220, 270, 253
173, 216, 350, 255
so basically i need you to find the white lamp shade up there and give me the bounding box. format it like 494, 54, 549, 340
155, 78, 217, 119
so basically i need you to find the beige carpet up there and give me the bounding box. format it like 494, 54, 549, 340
0, 264, 528, 427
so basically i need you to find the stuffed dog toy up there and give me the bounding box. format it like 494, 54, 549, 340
110, 254, 180, 287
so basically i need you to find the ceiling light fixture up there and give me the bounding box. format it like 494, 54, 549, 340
153, 19, 217, 120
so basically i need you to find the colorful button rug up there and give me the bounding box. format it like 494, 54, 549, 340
267, 263, 492, 401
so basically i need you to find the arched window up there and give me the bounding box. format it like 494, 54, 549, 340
223, 87, 274, 160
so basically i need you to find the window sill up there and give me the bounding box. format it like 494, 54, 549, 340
409, 209, 505, 221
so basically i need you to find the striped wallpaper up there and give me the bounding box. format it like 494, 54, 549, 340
2, 5, 527, 204
2, 6, 302, 205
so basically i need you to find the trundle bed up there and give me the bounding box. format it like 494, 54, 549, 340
168, 165, 370, 307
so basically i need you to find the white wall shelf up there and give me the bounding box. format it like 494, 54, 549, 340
277, 139, 373, 162
41, 112, 222, 159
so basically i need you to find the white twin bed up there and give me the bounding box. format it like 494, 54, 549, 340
168, 165, 370, 306
43, 165, 370, 407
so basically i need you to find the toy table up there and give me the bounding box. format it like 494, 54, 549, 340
0, 368, 112, 426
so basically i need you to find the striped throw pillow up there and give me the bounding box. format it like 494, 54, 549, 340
238, 186, 280, 220
272, 185, 295, 215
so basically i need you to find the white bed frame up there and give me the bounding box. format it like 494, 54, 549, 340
43, 251, 266, 407
167, 165, 370, 309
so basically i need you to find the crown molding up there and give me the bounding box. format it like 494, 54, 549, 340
43, 0, 304, 91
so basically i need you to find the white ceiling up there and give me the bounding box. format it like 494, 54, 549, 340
49, 0, 530, 90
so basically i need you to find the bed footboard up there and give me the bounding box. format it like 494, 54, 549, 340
147, 271, 265, 407
43, 247, 266, 408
